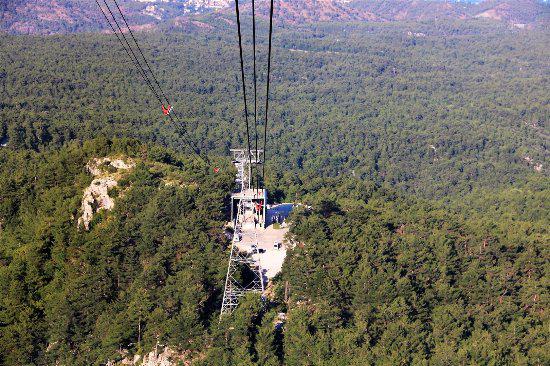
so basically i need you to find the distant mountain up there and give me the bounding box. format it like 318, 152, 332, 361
472, 0, 550, 25
1, 0, 548, 34
249, 0, 382, 23
348, 0, 549, 24
252, 0, 548, 26
347, 0, 470, 21
0, 0, 102, 34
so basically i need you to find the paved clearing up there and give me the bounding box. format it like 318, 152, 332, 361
236, 203, 293, 281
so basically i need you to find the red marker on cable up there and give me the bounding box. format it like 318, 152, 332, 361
162, 104, 172, 116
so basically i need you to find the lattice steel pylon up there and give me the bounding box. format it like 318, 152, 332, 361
220, 226, 264, 315
230, 149, 264, 191
220, 149, 266, 318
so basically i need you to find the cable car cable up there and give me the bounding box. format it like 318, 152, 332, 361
111, 0, 171, 106
108, 0, 209, 165
261, 0, 274, 187
95, 0, 209, 166
101, 0, 162, 104
234, 0, 254, 181
166, 111, 210, 165
97, 0, 163, 105
252, 0, 260, 193
109, 1, 209, 164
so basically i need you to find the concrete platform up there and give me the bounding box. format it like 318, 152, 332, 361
235, 203, 293, 281
232, 189, 267, 200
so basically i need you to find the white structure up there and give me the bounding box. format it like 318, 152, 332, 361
220, 149, 293, 317
220, 149, 266, 316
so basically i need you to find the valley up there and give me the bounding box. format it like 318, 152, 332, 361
0, 20, 547, 198
0, 1, 548, 365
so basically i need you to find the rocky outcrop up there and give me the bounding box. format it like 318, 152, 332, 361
78, 157, 135, 230
141, 347, 176, 366
523, 155, 544, 174
112, 347, 194, 366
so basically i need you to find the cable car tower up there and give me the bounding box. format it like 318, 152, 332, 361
220, 0, 275, 318
220, 149, 266, 316
230, 149, 267, 226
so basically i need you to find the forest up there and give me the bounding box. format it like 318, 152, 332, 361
0, 138, 547, 364
0, 138, 235, 364
0, 14, 548, 366
0, 19, 548, 198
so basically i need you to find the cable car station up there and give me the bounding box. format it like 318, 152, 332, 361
221, 149, 292, 316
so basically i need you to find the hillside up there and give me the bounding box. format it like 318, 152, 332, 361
0, 0, 103, 34
350, 0, 550, 25
1, 21, 547, 198
348, 0, 471, 21
244, 0, 382, 23
1, 0, 548, 34
472, 0, 550, 27
0, 138, 234, 364
272, 176, 548, 366
1, 139, 547, 364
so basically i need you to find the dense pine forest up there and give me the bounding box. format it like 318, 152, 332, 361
1, 20, 548, 197
0, 14, 548, 366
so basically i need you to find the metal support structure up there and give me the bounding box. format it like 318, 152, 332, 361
229, 149, 266, 228
230, 149, 264, 191
220, 202, 264, 316
221, 149, 266, 318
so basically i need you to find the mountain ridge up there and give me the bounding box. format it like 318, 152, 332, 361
1, 0, 548, 34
